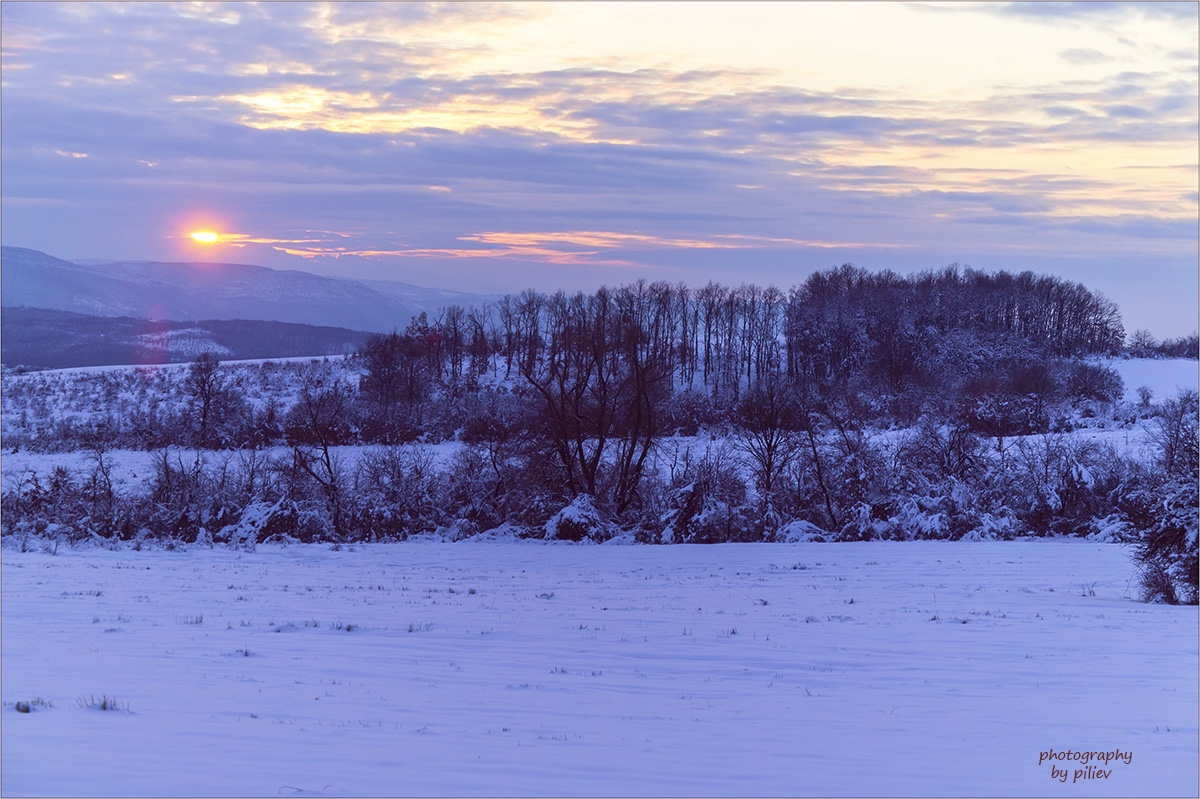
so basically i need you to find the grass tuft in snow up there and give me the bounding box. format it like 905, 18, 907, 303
75, 694, 128, 712
11, 697, 53, 713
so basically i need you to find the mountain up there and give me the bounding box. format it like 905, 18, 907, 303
1, 307, 374, 369
0, 247, 493, 332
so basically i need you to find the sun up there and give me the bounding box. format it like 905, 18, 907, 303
190, 230, 219, 244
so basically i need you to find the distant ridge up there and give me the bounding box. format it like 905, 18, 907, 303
0, 246, 493, 333
1, 307, 374, 369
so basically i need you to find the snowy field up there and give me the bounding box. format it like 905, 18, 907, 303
1112, 357, 1197, 403
11, 354, 350, 377
2, 541, 1195, 797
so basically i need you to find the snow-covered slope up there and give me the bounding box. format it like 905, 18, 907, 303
1, 308, 373, 368
1110, 357, 1198, 403
1, 542, 1195, 797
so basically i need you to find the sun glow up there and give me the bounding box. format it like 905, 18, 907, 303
190, 230, 219, 243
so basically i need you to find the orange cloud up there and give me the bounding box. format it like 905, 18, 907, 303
466, 230, 911, 251
268, 229, 910, 265
461, 231, 723, 250
273, 243, 639, 268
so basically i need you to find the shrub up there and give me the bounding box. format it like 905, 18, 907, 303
1065, 361, 1123, 404
355, 445, 441, 540
1134, 480, 1198, 605
661, 390, 728, 436
661, 443, 752, 543
545, 494, 607, 541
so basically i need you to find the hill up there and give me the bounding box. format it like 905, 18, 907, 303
0, 307, 373, 369
0, 246, 491, 333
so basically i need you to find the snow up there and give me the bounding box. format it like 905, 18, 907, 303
544, 494, 605, 541
131, 329, 234, 360
0, 443, 467, 499
1110, 358, 1198, 403
775, 519, 829, 543
6, 354, 348, 377
2, 541, 1195, 797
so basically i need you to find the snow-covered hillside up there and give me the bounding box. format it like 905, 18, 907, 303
2, 541, 1196, 796
1111, 358, 1198, 403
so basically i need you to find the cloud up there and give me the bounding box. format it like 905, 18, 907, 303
1060, 48, 1114, 65
985, 2, 1197, 24
2, 2, 1195, 289
252, 228, 915, 271
463, 230, 910, 253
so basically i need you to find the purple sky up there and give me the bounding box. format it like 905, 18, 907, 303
2, 2, 1197, 337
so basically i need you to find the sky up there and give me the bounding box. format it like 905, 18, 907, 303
2, 1, 1197, 337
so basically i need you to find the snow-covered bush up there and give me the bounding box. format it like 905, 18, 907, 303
1005, 435, 1121, 535
215, 499, 277, 550
1133, 481, 1198, 605
1108, 390, 1200, 604
774, 519, 828, 542
140, 449, 243, 542
545, 495, 607, 542
355, 445, 441, 540
898, 421, 983, 484
658, 442, 753, 543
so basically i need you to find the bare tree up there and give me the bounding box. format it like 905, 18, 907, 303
734, 379, 801, 499
1148, 389, 1200, 481
287, 369, 354, 538
185, 352, 222, 448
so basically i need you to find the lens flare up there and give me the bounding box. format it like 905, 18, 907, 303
190, 231, 219, 243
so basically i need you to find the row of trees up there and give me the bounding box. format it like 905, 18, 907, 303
1125, 329, 1200, 360
346, 268, 1128, 519
360, 265, 1127, 407
3, 388, 1195, 601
